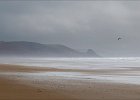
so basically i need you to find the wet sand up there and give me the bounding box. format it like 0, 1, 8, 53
0, 64, 140, 100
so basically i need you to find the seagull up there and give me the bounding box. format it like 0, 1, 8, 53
118, 37, 122, 40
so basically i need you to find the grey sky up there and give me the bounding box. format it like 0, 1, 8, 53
0, 1, 140, 57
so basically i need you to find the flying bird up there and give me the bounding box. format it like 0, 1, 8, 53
118, 37, 122, 40
115, 33, 123, 40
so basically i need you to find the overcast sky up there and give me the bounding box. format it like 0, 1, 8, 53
0, 1, 140, 57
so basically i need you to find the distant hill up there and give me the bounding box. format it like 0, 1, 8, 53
0, 41, 99, 57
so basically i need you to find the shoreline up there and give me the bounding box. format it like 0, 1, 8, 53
0, 64, 140, 100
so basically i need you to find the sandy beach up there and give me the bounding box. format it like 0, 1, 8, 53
0, 64, 140, 100
1, 0, 140, 99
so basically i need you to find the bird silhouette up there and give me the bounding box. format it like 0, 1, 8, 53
118, 37, 122, 40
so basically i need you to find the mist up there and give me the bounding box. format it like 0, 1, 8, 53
0, 1, 140, 57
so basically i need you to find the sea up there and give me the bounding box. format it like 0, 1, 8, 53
0, 57, 140, 85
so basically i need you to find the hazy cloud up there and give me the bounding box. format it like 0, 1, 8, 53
0, 1, 140, 57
